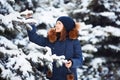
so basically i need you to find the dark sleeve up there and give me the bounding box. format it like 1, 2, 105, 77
27, 24, 48, 47
71, 39, 83, 68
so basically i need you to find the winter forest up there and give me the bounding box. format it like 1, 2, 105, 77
0, 0, 120, 80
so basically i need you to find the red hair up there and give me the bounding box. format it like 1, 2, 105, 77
47, 22, 80, 43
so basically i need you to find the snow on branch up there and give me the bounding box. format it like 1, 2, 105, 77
0, 40, 67, 80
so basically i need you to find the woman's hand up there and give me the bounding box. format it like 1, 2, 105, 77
65, 60, 72, 68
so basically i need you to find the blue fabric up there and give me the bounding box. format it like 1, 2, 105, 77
27, 24, 83, 80
57, 16, 75, 32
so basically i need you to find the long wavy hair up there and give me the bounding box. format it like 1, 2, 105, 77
47, 22, 80, 43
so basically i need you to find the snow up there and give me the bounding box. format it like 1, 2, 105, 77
0, 36, 18, 49
73, 0, 92, 14
79, 23, 120, 46
0, 0, 120, 80
92, 26, 108, 36
37, 29, 48, 37
34, 7, 68, 27
116, 20, 120, 25
0, 0, 14, 13
79, 0, 92, 10
82, 44, 98, 52
0, 48, 33, 80
20, 9, 33, 16
82, 52, 94, 61
100, 12, 117, 21
8, 0, 15, 2
108, 44, 120, 51
90, 57, 106, 68
2, 12, 21, 30
103, 26, 120, 37
0, 41, 67, 79
0, 25, 5, 33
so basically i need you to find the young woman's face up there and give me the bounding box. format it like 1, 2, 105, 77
55, 21, 64, 32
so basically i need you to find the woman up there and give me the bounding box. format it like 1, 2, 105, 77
27, 16, 83, 80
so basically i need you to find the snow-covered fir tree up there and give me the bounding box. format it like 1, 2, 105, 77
0, 0, 120, 80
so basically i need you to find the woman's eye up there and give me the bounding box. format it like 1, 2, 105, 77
58, 22, 61, 24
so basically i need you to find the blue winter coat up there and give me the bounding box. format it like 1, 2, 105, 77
27, 24, 83, 80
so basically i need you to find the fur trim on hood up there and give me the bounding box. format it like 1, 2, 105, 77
47, 22, 80, 43
47, 28, 57, 43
